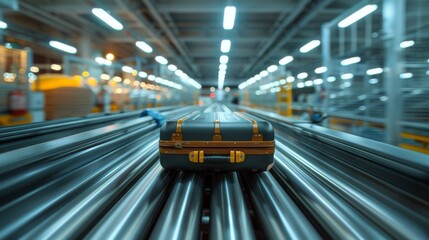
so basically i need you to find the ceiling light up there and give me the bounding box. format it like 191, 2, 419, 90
148, 75, 156, 81
155, 56, 168, 65
122, 66, 133, 73
30, 66, 39, 73
286, 76, 295, 82
297, 82, 305, 88
223, 6, 236, 30
106, 53, 115, 61
49, 40, 77, 54
327, 76, 336, 82
92, 8, 123, 30
338, 5, 378, 28
175, 69, 183, 77
219, 69, 226, 75
50, 64, 62, 71
299, 40, 320, 53
221, 40, 231, 53
279, 56, 293, 65
267, 65, 278, 73
260, 70, 269, 77
0, 21, 8, 29
304, 80, 313, 86
238, 82, 248, 89
136, 41, 153, 53
219, 65, 227, 71
313, 78, 323, 85
254, 74, 261, 81
369, 78, 378, 84
138, 71, 148, 78
341, 56, 361, 66
95, 57, 112, 66
168, 64, 177, 71
100, 74, 110, 80
297, 72, 308, 79
400, 40, 415, 49
315, 66, 327, 74
225, 87, 230, 92
400, 72, 413, 79
341, 73, 354, 80
366, 67, 383, 75
220, 55, 229, 64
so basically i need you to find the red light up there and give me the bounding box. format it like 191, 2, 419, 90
210, 93, 215, 98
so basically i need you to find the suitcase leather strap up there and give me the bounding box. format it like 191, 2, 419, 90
213, 113, 222, 141
172, 112, 199, 141
234, 112, 263, 141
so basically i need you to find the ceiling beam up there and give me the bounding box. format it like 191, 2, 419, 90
142, 0, 200, 77
179, 36, 265, 43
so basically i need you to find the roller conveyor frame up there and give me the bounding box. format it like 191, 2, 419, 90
0, 104, 428, 239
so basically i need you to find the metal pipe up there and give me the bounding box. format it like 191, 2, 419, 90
0, 136, 158, 239
82, 163, 175, 240
275, 136, 429, 238
17, 145, 160, 239
209, 173, 255, 240
0, 126, 157, 203
149, 172, 204, 240
272, 151, 388, 238
241, 172, 320, 240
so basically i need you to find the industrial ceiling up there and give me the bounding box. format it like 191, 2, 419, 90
1, 0, 357, 87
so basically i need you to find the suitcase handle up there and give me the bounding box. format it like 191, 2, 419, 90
189, 151, 245, 164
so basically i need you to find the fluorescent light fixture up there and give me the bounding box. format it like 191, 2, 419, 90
220, 55, 229, 64
267, 65, 278, 73
297, 72, 308, 79
338, 4, 378, 28
369, 78, 378, 84
380, 96, 388, 102
219, 69, 226, 75
155, 56, 168, 65
122, 66, 133, 73
138, 71, 148, 78
136, 41, 153, 53
225, 87, 230, 92
341, 73, 354, 80
148, 75, 156, 81
426, 70, 429, 76
400, 72, 413, 79
366, 67, 383, 75
219, 64, 227, 71
100, 74, 110, 80
0, 21, 7, 29
304, 80, 313, 87
210, 87, 216, 92
221, 40, 231, 53
314, 66, 327, 74
106, 53, 115, 61
260, 70, 269, 77
341, 56, 361, 66
113, 76, 122, 82
49, 40, 77, 54
299, 40, 320, 53
95, 57, 112, 66
168, 64, 177, 71
175, 69, 183, 77
124, 79, 131, 84
400, 40, 414, 49
30, 66, 39, 73
297, 82, 305, 88
279, 79, 286, 85
286, 76, 295, 82
279, 56, 293, 65
327, 76, 336, 82
313, 78, 323, 85
92, 8, 123, 30
254, 74, 261, 81
223, 6, 236, 30
50, 64, 62, 71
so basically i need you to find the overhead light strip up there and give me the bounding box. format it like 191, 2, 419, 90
92, 8, 123, 30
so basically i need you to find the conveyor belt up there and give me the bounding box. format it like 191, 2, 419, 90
0, 104, 428, 239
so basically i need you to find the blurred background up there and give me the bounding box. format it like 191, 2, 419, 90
0, 0, 428, 154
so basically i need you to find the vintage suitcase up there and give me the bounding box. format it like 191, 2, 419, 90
159, 112, 275, 171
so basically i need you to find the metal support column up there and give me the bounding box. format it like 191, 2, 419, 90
322, 23, 331, 127
383, 0, 405, 145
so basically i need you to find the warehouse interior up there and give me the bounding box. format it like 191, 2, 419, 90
0, 0, 428, 239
